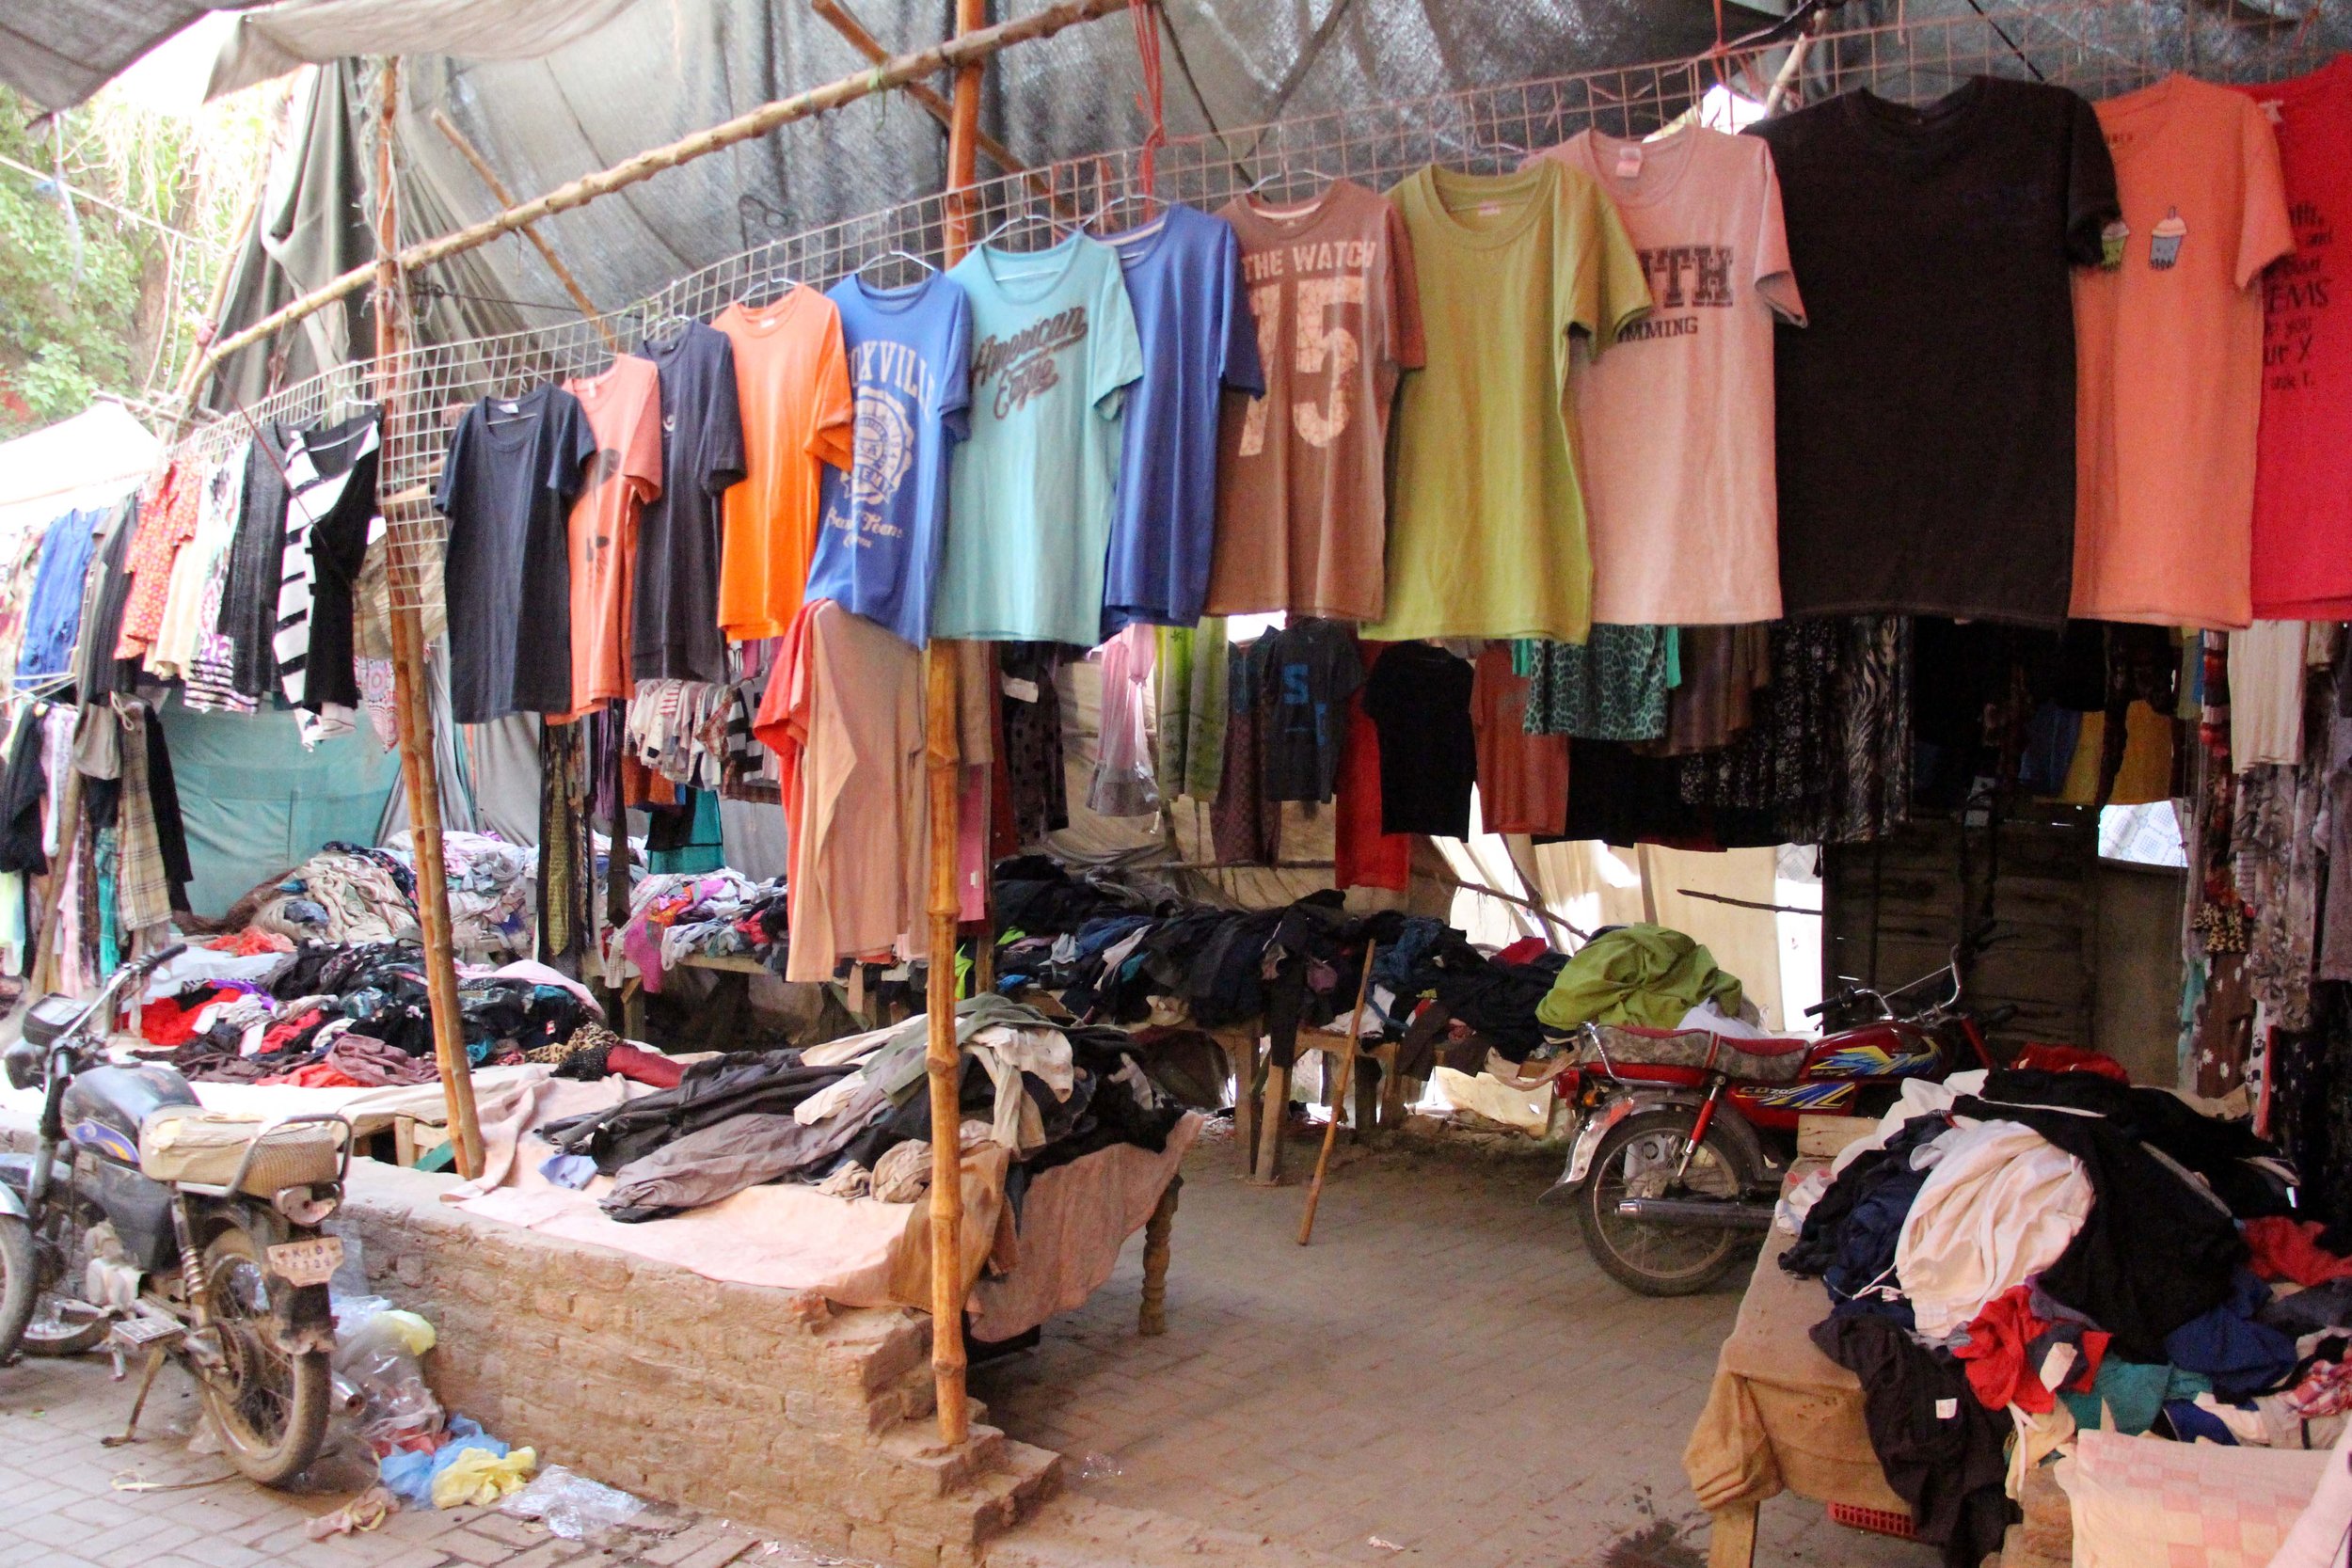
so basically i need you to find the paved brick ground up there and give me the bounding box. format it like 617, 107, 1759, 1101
973, 1129, 1936, 1568
0, 1353, 801, 1568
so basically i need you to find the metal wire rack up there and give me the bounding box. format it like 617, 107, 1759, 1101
167, 0, 2335, 614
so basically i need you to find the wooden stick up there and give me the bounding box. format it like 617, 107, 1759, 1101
918, 0, 988, 1453
1297, 938, 1377, 1246
179, 0, 1136, 404
808, 0, 1040, 186
429, 109, 619, 352
373, 60, 483, 1180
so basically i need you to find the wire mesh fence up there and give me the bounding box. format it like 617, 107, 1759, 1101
166, 0, 2335, 613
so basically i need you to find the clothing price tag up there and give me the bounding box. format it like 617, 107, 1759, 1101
1615, 144, 1645, 180
1476, 203, 1504, 218
1001, 675, 1041, 704
2257, 97, 2284, 124
1934, 1398, 1959, 1420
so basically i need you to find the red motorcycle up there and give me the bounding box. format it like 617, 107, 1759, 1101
1543, 958, 2006, 1296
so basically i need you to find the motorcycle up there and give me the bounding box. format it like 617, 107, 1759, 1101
1542, 957, 2007, 1297
0, 943, 355, 1484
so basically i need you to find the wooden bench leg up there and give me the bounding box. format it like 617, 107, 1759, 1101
1706, 1501, 1758, 1568
1138, 1175, 1181, 1336
1254, 1059, 1290, 1184
1218, 1031, 1257, 1177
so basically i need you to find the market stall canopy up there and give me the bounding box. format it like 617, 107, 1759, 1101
204, 0, 646, 101
0, 0, 262, 113
0, 402, 159, 535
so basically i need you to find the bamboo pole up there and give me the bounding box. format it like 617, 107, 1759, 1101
1296, 940, 1376, 1246
371, 60, 484, 1180
179, 0, 1136, 405
919, 0, 990, 1453
429, 110, 619, 352
807, 0, 1038, 185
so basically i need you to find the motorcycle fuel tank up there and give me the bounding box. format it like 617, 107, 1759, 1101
60, 1063, 199, 1168
1799, 1022, 1941, 1080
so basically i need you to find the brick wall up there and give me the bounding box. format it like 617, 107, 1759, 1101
331, 1162, 1060, 1567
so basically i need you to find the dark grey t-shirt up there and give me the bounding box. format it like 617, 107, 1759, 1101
436, 383, 596, 722
635, 321, 747, 682
1252, 618, 1363, 803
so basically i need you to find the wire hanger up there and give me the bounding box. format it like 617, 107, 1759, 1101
853, 247, 939, 282
738, 252, 800, 309
973, 198, 1072, 254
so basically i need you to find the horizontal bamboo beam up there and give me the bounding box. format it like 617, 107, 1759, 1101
183, 0, 1136, 403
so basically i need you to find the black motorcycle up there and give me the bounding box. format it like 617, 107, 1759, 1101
0, 943, 354, 1484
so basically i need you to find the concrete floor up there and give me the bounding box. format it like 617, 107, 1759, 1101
973, 1125, 1936, 1568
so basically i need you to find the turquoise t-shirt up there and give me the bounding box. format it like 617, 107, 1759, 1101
934, 234, 1143, 645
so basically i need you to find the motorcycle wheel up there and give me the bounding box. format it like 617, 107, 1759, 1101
1576, 1108, 1758, 1297
195, 1224, 329, 1486
20, 1197, 111, 1357
0, 1213, 36, 1362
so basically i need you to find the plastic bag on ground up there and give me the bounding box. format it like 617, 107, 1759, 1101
433, 1440, 537, 1508
333, 1296, 443, 1453
500, 1465, 645, 1539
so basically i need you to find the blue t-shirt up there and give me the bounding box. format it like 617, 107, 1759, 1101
935, 234, 1143, 646
1100, 205, 1262, 633
803, 273, 972, 647
17, 506, 101, 689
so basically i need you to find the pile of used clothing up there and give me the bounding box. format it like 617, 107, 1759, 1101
602, 870, 788, 991
246, 843, 421, 949
383, 830, 539, 961
149, 936, 604, 1086
533, 994, 1190, 1223
1779, 1066, 2332, 1568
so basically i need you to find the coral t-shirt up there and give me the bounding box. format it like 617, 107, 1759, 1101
2233, 56, 2352, 618
714, 287, 854, 641
2070, 73, 2292, 628
561, 355, 663, 714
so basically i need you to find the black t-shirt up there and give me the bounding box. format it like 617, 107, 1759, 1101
436, 384, 596, 722
635, 321, 746, 683
1751, 77, 2118, 627
286, 410, 379, 712
1252, 619, 1362, 803
1361, 641, 1475, 837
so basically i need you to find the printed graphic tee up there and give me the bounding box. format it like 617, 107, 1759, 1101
1251, 618, 1363, 803
935, 234, 1143, 645
803, 272, 972, 646
1362, 641, 1477, 838
562, 355, 664, 714
713, 286, 854, 641
2233, 57, 2352, 617
1206, 182, 1422, 623
436, 383, 596, 722
1753, 78, 2118, 626
1529, 128, 1804, 626
1374, 158, 1650, 644
1100, 203, 1263, 631
634, 321, 746, 682
2071, 75, 2292, 629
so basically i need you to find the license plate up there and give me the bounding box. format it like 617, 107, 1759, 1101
265, 1237, 343, 1287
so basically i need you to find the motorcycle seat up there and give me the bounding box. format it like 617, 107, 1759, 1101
138, 1109, 344, 1195
1581, 1025, 1811, 1085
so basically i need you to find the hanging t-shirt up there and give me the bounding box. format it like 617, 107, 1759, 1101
1205, 182, 1423, 623
2071, 75, 2292, 630
435, 383, 596, 723
1332, 639, 1411, 892
1471, 645, 1567, 836
1374, 158, 1649, 644
1752, 78, 2119, 626
1099, 204, 1263, 631
276, 410, 379, 721
803, 272, 972, 647
2228, 619, 2311, 769
712, 287, 854, 642
1530, 128, 1804, 626
1361, 641, 1476, 838
563, 355, 665, 715
635, 321, 746, 683
1252, 618, 1362, 803
935, 235, 1143, 645
2233, 57, 2352, 618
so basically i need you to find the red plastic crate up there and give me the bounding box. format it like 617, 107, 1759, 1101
1828, 1501, 1918, 1539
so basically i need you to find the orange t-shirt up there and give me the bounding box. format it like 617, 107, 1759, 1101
2070, 73, 2292, 629
713, 288, 854, 641
562, 355, 664, 715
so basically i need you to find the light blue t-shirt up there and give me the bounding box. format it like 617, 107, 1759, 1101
1100, 204, 1262, 634
933, 234, 1143, 646
803, 272, 972, 646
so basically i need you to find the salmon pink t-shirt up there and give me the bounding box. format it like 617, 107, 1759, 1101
2233, 56, 2352, 618
714, 287, 854, 642
561, 355, 663, 715
2069, 73, 2292, 628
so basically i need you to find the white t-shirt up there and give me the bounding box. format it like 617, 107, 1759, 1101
1528, 127, 1804, 626
2230, 619, 2316, 769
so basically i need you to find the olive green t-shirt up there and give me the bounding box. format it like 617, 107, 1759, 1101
1369, 159, 1649, 644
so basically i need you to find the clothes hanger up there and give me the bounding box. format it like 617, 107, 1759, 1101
972, 205, 1072, 253
852, 247, 940, 282
1086, 187, 1167, 235
737, 254, 801, 309
1239, 164, 1338, 204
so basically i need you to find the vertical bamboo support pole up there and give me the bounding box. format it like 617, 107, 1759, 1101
922, 0, 990, 1450
371, 60, 485, 1179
